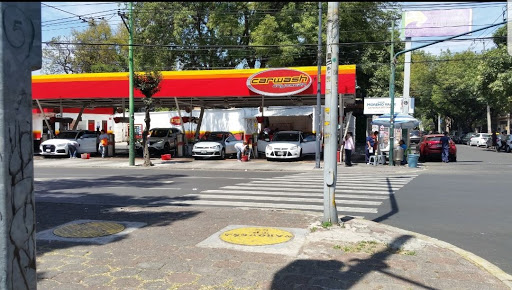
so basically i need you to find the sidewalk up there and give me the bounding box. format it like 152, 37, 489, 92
33, 154, 512, 289
35, 204, 512, 289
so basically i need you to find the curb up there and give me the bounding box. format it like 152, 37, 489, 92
372, 221, 512, 289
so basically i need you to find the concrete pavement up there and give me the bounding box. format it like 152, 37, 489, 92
34, 155, 512, 289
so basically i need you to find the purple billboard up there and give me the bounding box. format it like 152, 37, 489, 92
401, 9, 473, 38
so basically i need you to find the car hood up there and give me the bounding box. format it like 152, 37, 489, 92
41, 139, 73, 146
194, 141, 223, 147
268, 141, 300, 147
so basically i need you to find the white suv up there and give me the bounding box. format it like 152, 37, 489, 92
138, 128, 181, 155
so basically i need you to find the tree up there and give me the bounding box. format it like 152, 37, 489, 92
42, 36, 76, 74
133, 71, 163, 167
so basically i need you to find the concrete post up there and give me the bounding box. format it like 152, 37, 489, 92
0, 2, 41, 289
323, 2, 339, 224
315, 1, 322, 169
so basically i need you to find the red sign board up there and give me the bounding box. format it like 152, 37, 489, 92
170, 116, 181, 125
246, 68, 312, 96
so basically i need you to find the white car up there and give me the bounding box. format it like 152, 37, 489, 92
40, 130, 99, 157
192, 131, 242, 160
469, 133, 491, 147
265, 131, 317, 161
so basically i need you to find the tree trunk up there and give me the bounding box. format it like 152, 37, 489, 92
143, 106, 153, 167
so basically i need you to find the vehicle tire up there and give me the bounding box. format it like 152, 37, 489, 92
220, 149, 225, 160
164, 143, 171, 154
506, 146, 511, 153
418, 154, 425, 163
194, 157, 200, 160
298, 149, 303, 161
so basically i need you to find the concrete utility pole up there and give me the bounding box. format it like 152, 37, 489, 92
0, 2, 41, 289
315, 2, 322, 169
323, 2, 339, 224
487, 104, 492, 133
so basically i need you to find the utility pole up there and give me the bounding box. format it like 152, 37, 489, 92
323, 2, 339, 225
120, 3, 136, 166
388, 18, 396, 166
0, 3, 41, 288
128, 2, 135, 166
315, 2, 322, 169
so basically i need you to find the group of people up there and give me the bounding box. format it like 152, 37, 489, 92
490, 130, 509, 150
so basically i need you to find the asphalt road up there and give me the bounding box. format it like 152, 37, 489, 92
34, 143, 512, 275
365, 144, 512, 275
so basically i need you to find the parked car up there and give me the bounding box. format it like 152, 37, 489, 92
148, 127, 181, 154
409, 130, 421, 144
40, 130, 99, 157
265, 130, 317, 161
418, 134, 457, 162
462, 132, 475, 145
192, 131, 242, 160
469, 133, 491, 147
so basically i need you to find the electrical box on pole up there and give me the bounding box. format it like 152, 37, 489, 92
323, 2, 339, 225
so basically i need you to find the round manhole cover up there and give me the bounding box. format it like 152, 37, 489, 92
53, 221, 125, 238
220, 227, 294, 246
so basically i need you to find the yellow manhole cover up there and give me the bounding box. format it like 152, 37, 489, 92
53, 221, 125, 238
220, 227, 294, 246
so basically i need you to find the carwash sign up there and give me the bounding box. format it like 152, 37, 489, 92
246, 68, 312, 97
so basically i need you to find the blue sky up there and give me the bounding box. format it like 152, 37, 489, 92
38, 1, 508, 73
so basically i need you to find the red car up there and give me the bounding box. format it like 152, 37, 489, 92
419, 134, 457, 162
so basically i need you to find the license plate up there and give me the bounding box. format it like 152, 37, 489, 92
277, 151, 283, 156
46, 149, 50, 152
201, 150, 206, 154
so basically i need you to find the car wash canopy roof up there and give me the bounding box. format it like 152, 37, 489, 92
32, 65, 355, 110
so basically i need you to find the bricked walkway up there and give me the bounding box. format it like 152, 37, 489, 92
36, 203, 511, 289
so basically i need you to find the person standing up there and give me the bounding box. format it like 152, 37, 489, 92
234, 141, 247, 162
398, 139, 407, 165
491, 131, 497, 150
68, 140, 79, 158
98, 129, 109, 158
365, 131, 376, 163
344, 132, 355, 167
440, 131, 450, 163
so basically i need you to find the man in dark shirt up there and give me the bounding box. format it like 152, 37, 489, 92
440, 131, 450, 163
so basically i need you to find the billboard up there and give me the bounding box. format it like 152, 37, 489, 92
364, 97, 415, 115
401, 9, 472, 38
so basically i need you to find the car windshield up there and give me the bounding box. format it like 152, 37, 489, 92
273, 132, 300, 142
55, 132, 78, 139
201, 133, 224, 142
410, 130, 420, 136
149, 129, 168, 138
481, 134, 491, 138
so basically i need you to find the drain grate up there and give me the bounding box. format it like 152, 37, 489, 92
53, 221, 126, 238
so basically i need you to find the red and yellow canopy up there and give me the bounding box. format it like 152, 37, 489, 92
32, 65, 356, 100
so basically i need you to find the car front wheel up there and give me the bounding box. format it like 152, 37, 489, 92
219, 149, 225, 160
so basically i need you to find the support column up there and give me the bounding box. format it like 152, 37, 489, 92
0, 3, 41, 289
323, 2, 339, 224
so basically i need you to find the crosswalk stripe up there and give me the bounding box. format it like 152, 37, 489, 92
244, 182, 402, 191
204, 189, 389, 199
182, 194, 382, 206
216, 186, 392, 195
158, 199, 378, 213
246, 180, 410, 187
257, 177, 413, 183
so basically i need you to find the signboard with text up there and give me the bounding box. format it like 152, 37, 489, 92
364, 97, 415, 115
246, 68, 313, 97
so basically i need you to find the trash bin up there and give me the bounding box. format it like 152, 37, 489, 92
407, 153, 420, 168
394, 147, 404, 163
107, 134, 115, 157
